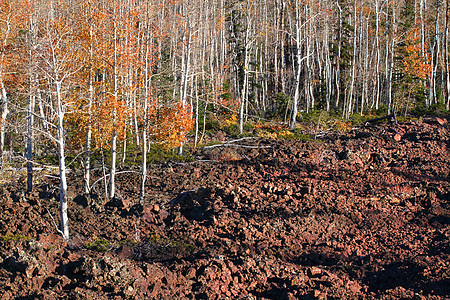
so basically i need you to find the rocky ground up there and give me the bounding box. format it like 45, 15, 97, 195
0, 117, 449, 299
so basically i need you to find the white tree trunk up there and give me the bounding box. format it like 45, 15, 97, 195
26, 84, 35, 193
239, 5, 250, 135
374, 0, 381, 109
140, 20, 152, 204
56, 81, 69, 241
0, 78, 8, 167
178, 28, 191, 156
109, 17, 118, 200
445, 1, 450, 110
84, 45, 93, 195
289, 1, 302, 131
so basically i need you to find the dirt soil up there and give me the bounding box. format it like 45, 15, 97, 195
0, 118, 449, 299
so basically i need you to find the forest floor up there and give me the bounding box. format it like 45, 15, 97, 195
0, 117, 449, 299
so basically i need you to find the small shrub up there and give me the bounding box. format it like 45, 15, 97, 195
375, 104, 389, 116
223, 122, 239, 136
348, 113, 375, 126
204, 113, 221, 131
86, 238, 110, 252
412, 101, 449, 116
284, 131, 314, 141
243, 122, 254, 133
0, 234, 32, 242
257, 130, 278, 139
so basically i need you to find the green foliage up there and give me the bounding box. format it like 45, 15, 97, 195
412, 101, 449, 116
223, 123, 239, 136
298, 110, 380, 131
243, 122, 254, 133
118, 143, 195, 167
301, 110, 336, 125
146, 233, 196, 254
0, 234, 32, 242
220, 81, 233, 101
375, 104, 389, 116
146, 146, 195, 164
35, 149, 59, 166
269, 93, 290, 119
280, 130, 314, 142
85, 238, 110, 252
204, 112, 222, 131
171, 241, 196, 253
201, 112, 244, 137
348, 113, 377, 126
396, 115, 418, 123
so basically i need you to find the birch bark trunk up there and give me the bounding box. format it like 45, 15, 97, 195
289, 1, 302, 131
239, 3, 250, 135
109, 13, 118, 200
26, 84, 35, 193
140, 14, 152, 204
445, 0, 450, 110
56, 80, 69, 241
84, 23, 94, 194
0, 73, 8, 167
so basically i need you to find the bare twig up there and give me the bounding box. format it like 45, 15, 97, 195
45, 206, 64, 237
171, 159, 219, 166
204, 137, 271, 149
205, 143, 272, 149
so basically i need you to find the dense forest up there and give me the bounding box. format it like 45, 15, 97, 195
0, 0, 449, 238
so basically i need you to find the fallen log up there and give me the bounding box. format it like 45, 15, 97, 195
364, 113, 397, 126
204, 137, 271, 149
166, 189, 197, 206
422, 116, 447, 125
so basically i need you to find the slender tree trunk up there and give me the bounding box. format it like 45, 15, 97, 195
178, 30, 191, 155
385, 1, 393, 114
239, 5, 250, 135
84, 25, 94, 194
346, 1, 358, 119
305, 27, 314, 112
280, 1, 286, 94
140, 15, 152, 204
289, 1, 302, 131
109, 15, 118, 200
0, 74, 8, 167
428, 2, 439, 105
26, 82, 35, 193
361, 13, 370, 114
194, 77, 199, 147
374, 0, 381, 109
335, 1, 343, 109
445, 0, 450, 110
56, 81, 69, 241
324, 19, 332, 112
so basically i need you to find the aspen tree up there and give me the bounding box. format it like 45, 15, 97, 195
445, 0, 450, 110
36, 0, 82, 240
25, 12, 37, 193
109, 0, 119, 200
428, 2, 440, 105
140, 0, 154, 204
289, 0, 304, 131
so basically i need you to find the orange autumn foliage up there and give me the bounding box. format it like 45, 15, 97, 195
68, 91, 128, 150
0, 0, 30, 86
148, 102, 194, 150
402, 25, 433, 81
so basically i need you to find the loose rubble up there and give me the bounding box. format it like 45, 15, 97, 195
0, 119, 448, 299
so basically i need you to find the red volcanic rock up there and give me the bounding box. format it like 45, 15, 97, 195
0, 120, 448, 299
